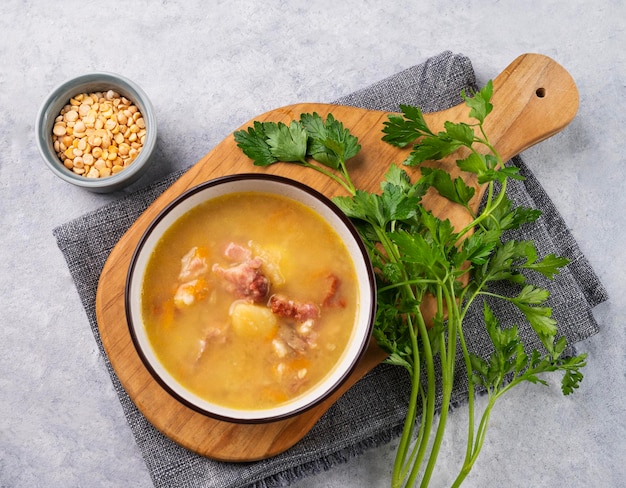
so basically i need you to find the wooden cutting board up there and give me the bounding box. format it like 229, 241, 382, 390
95, 53, 578, 462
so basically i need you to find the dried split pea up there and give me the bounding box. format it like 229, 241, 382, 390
51, 89, 146, 178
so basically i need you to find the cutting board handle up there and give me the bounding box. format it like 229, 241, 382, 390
484, 53, 579, 162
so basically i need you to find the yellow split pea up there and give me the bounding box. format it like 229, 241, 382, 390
51, 90, 146, 178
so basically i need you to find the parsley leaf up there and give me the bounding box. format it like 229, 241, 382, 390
472, 302, 586, 400
381, 104, 433, 147
462, 80, 494, 124
301, 112, 361, 169
559, 354, 587, 394
264, 121, 308, 162
443, 121, 475, 146
233, 121, 278, 166
333, 185, 420, 229
523, 253, 571, 279
457, 152, 488, 175
483, 194, 542, 232
235, 112, 362, 194
233, 120, 308, 165
457, 232, 498, 266
421, 167, 476, 207
478, 240, 535, 284
404, 134, 464, 166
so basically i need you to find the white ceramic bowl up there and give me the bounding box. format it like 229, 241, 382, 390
125, 174, 376, 423
35, 72, 157, 193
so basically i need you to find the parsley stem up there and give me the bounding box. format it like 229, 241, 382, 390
301, 161, 356, 195
451, 395, 496, 488
377, 278, 441, 294
375, 220, 438, 488
392, 313, 422, 488
404, 308, 436, 488
455, 310, 477, 473
419, 283, 458, 487
456, 178, 508, 241
337, 158, 357, 195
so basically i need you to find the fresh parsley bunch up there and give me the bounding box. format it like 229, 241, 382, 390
234, 113, 360, 194
234, 82, 586, 487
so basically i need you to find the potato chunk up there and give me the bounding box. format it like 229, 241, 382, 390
229, 301, 278, 340
250, 241, 285, 286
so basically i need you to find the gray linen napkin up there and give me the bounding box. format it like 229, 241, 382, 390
53, 51, 608, 488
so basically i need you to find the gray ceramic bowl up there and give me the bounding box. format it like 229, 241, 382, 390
35, 72, 157, 193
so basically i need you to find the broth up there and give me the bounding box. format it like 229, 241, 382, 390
141, 191, 359, 411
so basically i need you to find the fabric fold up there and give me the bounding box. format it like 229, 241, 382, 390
53, 51, 607, 488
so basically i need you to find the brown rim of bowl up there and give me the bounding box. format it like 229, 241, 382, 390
125, 173, 377, 424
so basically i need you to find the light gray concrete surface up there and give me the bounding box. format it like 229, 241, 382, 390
1, 1, 623, 487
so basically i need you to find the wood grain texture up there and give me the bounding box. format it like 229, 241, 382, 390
95, 53, 578, 461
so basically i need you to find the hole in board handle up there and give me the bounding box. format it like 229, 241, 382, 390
535, 87, 546, 98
